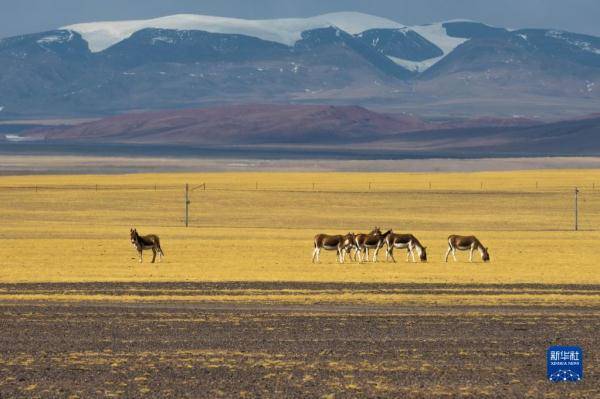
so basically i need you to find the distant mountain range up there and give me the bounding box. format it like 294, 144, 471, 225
1, 12, 600, 119
16, 104, 600, 157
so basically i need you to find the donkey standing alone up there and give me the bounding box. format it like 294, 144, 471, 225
130, 228, 165, 263
445, 235, 489, 263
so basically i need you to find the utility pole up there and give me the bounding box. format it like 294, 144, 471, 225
185, 183, 190, 228
575, 187, 579, 231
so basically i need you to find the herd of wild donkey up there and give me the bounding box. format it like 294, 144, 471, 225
313, 228, 491, 264
130, 227, 490, 264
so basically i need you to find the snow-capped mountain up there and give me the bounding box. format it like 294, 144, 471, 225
1, 12, 599, 118
62, 12, 468, 72
64, 12, 406, 52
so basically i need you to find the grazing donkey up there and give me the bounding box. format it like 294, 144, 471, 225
445, 235, 489, 263
312, 233, 355, 264
354, 227, 393, 263
385, 233, 427, 263
130, 228, 164, 263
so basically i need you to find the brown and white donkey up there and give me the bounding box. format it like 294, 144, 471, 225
130, 228, 164, 263
312, 233, 355, 264
445, 235, 489, 263
385, 233, 427, 263
354, 227, 393, 263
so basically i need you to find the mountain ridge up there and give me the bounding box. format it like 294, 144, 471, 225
0, 12, 599, 118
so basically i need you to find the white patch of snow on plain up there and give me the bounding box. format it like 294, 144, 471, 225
63, 12, 405, 52
5, 134, 38, 142
587, 81, 595, 92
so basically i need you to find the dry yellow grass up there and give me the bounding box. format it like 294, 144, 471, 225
0, 170, 600, 287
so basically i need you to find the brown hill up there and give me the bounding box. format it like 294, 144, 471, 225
28, 104, 430, 145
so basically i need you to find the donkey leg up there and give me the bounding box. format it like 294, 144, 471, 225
373, 245, 381, 262
409, 243, 417, 263
139, 250, 143, 263
444, 246, 452, 263
151, 248, 157, 263
469, 247, 474, 262
389, 248, 397, 263
312, 247, 318, 263
358, 248, 369, 263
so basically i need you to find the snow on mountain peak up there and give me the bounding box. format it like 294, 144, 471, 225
412, 22, 468, 56
36, 31, 75, 46
63, 12, 405, 52
61, 12, 473, 72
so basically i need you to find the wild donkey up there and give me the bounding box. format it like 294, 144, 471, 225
130, 228, 164, 263
354, 227, 393, 263
312, 233, 355, 264
385, 233, 427, 263
445, 235, 490, 263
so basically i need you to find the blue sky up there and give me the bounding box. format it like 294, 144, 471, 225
1, 0, 599, 38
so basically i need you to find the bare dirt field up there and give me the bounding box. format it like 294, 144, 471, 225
1, 282, 598, 398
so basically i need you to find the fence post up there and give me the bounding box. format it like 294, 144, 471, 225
574, 187, 579, 231
185, 183, 190, 228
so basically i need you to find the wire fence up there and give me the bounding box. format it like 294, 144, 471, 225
0, 183, 598, 232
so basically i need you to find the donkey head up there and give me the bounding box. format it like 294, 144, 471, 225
369, 227, 382, 236
482, 247, 490, 262
420, 247, 428, 262
343, 232, 355, 248
130, 228, 138, 244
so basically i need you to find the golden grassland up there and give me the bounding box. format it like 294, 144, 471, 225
1, 170, 600, 304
